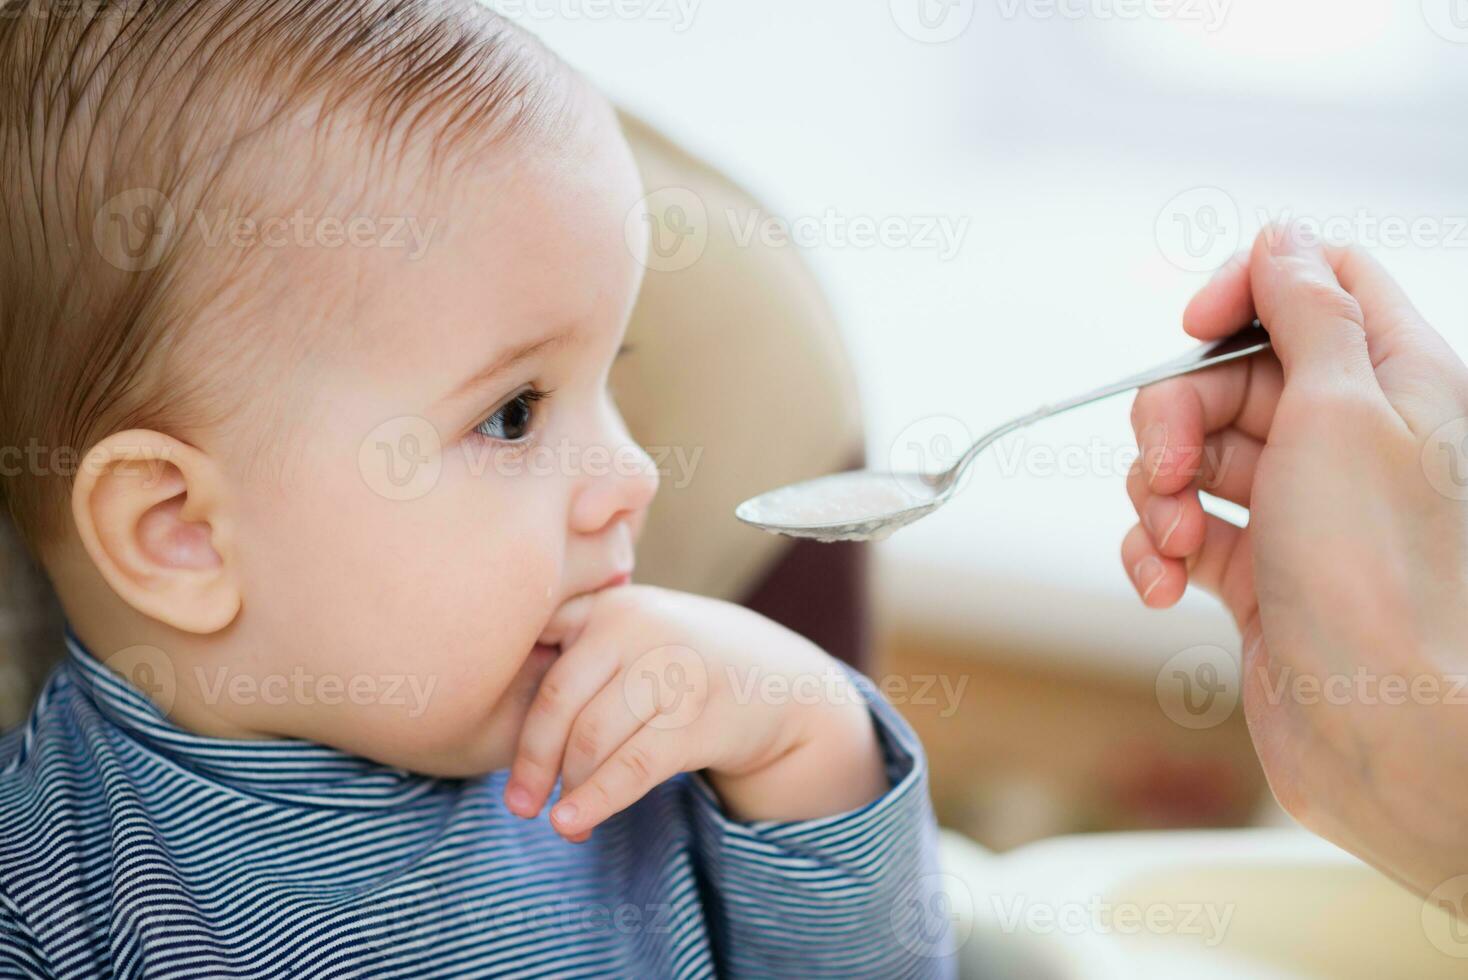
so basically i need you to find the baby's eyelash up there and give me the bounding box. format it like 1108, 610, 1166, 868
471, 386, 552, 443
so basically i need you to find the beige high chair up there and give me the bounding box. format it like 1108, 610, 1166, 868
610, 110, 872, 670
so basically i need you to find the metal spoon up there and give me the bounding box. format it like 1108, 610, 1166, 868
735, 321, 1271, 542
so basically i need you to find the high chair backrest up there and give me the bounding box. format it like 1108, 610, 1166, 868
614, 110, 870, 669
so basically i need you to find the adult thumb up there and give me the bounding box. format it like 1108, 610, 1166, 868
1247, 227, 1383, 399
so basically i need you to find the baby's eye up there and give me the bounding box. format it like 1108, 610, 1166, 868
473, 388, 549, 442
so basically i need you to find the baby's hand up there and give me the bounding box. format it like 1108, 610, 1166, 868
503, 585, 887, 842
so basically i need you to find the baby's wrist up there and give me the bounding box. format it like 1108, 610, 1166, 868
705, 695, 887, 823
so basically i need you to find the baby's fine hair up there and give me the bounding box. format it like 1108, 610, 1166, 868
0, 0, 572, 705
0, 0, 573, 554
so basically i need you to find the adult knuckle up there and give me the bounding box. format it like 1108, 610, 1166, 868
1130, 382, 1171, 431
1291, 275, 1365, 329
1129, 392, 1147, 429
1201, 454, 1233, 493
1311, 383, 1379, 422
1334, 243, 1371, 279
1126, 465, 1147, 505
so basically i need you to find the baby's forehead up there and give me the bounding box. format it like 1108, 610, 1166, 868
201, 49, 600, 263
333, 100, 639, 360
190, 87, 634, 408
135, 4, 598, 367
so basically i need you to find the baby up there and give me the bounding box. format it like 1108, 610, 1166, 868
0, 1, 953, 977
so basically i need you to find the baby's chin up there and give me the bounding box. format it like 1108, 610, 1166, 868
371, 641, 561, 779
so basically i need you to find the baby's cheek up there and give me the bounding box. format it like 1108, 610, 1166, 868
386, 647, 555, 775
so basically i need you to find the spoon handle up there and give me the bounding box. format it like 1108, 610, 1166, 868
947, 321, 1271, 482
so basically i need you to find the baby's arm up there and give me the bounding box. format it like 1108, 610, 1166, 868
0, 890, 49, 979
504, 585, 956, 976
688, 667, 957, 978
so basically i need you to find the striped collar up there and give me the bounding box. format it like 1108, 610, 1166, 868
62, 627, 444, 809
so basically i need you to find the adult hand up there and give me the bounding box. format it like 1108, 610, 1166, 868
1123, 226, 1468, 899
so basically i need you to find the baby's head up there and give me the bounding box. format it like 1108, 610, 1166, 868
0, 0, 659, 774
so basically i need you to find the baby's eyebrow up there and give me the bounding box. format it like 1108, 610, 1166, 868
441, 330, 573, 405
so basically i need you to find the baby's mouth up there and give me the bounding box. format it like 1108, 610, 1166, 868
536, 593, 594, 649
536, 572, 629, 650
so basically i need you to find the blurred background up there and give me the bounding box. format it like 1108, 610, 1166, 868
502, 0, 1468, 850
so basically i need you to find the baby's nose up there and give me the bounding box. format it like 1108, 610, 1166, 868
569, 437, 659, 537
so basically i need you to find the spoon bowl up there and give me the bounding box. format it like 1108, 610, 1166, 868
736, 321, 1272, 542
733, 470, 948, 542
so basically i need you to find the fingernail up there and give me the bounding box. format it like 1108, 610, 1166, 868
1142, 422, 1168, 480
1134, 557, 1166, 600
552, 802, 578, 827
1144, 496, 1183, 550
505, 783, 533, 815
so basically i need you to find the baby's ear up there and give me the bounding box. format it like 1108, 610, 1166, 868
71, 429, 240, 634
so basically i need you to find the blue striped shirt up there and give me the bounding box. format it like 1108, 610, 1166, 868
0, 632, 957, 978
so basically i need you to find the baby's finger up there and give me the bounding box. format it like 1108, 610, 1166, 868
1121, 523, 1187, 608
506, 648, 619, 818
559, 678, 645, 793
1183, 251, 1255, 340
551, 726, 682, 839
